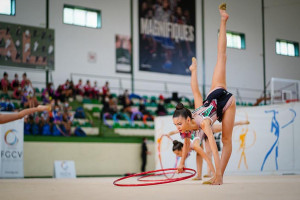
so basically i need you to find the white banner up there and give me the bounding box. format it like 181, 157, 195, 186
155, 102, 300, 175
53, 160, 76, 179
0, 115, 24, 178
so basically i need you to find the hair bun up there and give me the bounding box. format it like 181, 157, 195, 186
173, 140, 179, 145
175, 103, 184, 110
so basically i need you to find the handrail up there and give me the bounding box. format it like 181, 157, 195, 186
70, 72, 263, 102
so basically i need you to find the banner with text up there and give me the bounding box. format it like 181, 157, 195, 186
139, 0, 196, 75
0, 115, 24, 178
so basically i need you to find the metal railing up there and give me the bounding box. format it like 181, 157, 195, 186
70, 72, 263, 103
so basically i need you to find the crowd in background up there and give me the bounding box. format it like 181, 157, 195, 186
0, 71, 176, 136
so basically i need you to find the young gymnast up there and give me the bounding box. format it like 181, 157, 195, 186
167, 120, 249, 180
0, 105, 51, 124
172, 3, 234, 185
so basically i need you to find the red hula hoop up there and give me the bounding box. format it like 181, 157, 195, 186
113, 168, 196, 187
157, 134, 178, 179
137, 170, 194, 182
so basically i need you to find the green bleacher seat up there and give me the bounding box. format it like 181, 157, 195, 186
92, 107, 101, 113
83, 99, 92, 104
91, 99, 99, 104
36, 96, 42, 101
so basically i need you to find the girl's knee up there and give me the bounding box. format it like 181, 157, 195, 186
222, 137, 232, 146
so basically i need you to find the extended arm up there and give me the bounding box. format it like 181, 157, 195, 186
177, 138, 190, 173
0, 105, 50, 124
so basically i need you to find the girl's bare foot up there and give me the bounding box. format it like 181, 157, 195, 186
212, 175, 223, 185
219, 3, 229, 21
189, 57, 197, 72
192, 176, 202, 181
203, 174, 212, 178
202, 176, 215, 185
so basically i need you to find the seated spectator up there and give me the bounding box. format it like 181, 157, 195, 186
54, 85, 66, 102
75, 79, 85, 96
5, 98, 15, 111
0, 97, 7, 111
102, 81, 109, 97
156, 96, 168, 116
42, 91, 51, 104
101, 92, 112, 115
42, 83, 54, 100
1, 72, 10, 94
84, 80, 93, 98
139, 98, 150, 115
61, 110, 72, 135
0, 97, 15, 112
20, 72, 27, 89
122, 94, 133, 114
109, 94, 118, 114
24, 80, 38, 108
11, 73, 21, 99
93, 81, 101, 99
61, 79, 73, 99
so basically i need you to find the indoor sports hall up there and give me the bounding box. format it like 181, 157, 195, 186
0, 0, 299, 199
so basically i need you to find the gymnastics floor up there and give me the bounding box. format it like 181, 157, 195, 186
1, 175, 300, 200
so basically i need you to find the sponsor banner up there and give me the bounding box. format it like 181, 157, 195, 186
155, 103, 300, 174
116, 35, 131, 73
0, 115, 24, 178
54, 160, 76, 179
139, 0, 196, 75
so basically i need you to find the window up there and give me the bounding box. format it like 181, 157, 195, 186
226, 31, 245, 49
63, 5, 101, 29
276, 40, 299, 57
0, 0, 15, 16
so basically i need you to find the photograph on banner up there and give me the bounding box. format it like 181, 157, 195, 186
0, 22, 55, 70
139, 0, 196, 75
115, 35, 131, 73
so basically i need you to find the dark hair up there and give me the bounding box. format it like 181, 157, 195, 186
172, 140, 183, 151
172, 102, 192, 119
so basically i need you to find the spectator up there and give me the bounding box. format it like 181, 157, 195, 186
141, 137, 151, 172
62, 79, 73, 99
156, 96, 168, 116
75, 79, 84, 96
11, 73, 21, 99
139, 98, 150, 115
93, 81, 101, 99
101, 92, 112, 114
84, 80, 93, 98
20, 72, 27, 89
42, 91, 51, 104
54, 85, 64, 102
0, 97, 15, 112
102, 81, 109, 97
108, 94, 118, 114
122, 94, 133, 114
1, 72, 9, 94
42, 83, 54, 100
23, 80, 38, 108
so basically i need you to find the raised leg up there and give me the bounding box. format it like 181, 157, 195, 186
210, 3, 229, 92
189, 57, 203, 108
